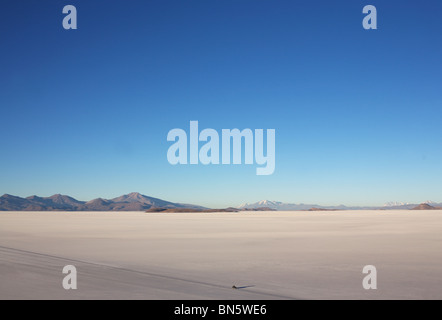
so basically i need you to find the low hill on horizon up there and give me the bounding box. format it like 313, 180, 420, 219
411, 203, 442, 210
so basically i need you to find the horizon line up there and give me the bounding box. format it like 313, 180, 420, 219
1, 192, 439, 209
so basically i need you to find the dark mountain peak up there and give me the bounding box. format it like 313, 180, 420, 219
48, 194, 83, 204
86, 198, 111, 205
26, 195, 45, 201
49, 194, 69, 200
0, 194, 32, 211
127, 192, 142, 197
112, 192, 152, 204
84, 198, 114, 210
2, 194, 23, 199
126, 192, 146, 200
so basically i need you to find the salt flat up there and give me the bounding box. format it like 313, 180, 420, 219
1, 210, 442, 300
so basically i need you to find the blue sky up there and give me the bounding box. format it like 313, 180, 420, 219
1, 0, 441, 207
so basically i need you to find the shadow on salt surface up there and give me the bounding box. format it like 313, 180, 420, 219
232, 285, 255, 289
0, 245, 297, 300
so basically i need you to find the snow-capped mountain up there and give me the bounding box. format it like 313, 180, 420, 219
239, 200, 286, 210
238, 200, 349, 211
383, 202, 410, 207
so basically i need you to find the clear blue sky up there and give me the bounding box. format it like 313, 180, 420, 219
1, 0, 441, 207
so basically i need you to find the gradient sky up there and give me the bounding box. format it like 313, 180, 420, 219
1, 0, 441, 207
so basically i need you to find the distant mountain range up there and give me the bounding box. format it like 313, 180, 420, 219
2, 194, 442, 212
0, 192, 206, 211
238, 200, 442, 211
238, 200, 366, 211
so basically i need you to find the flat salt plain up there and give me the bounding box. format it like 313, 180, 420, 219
1, 210, 442, 300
